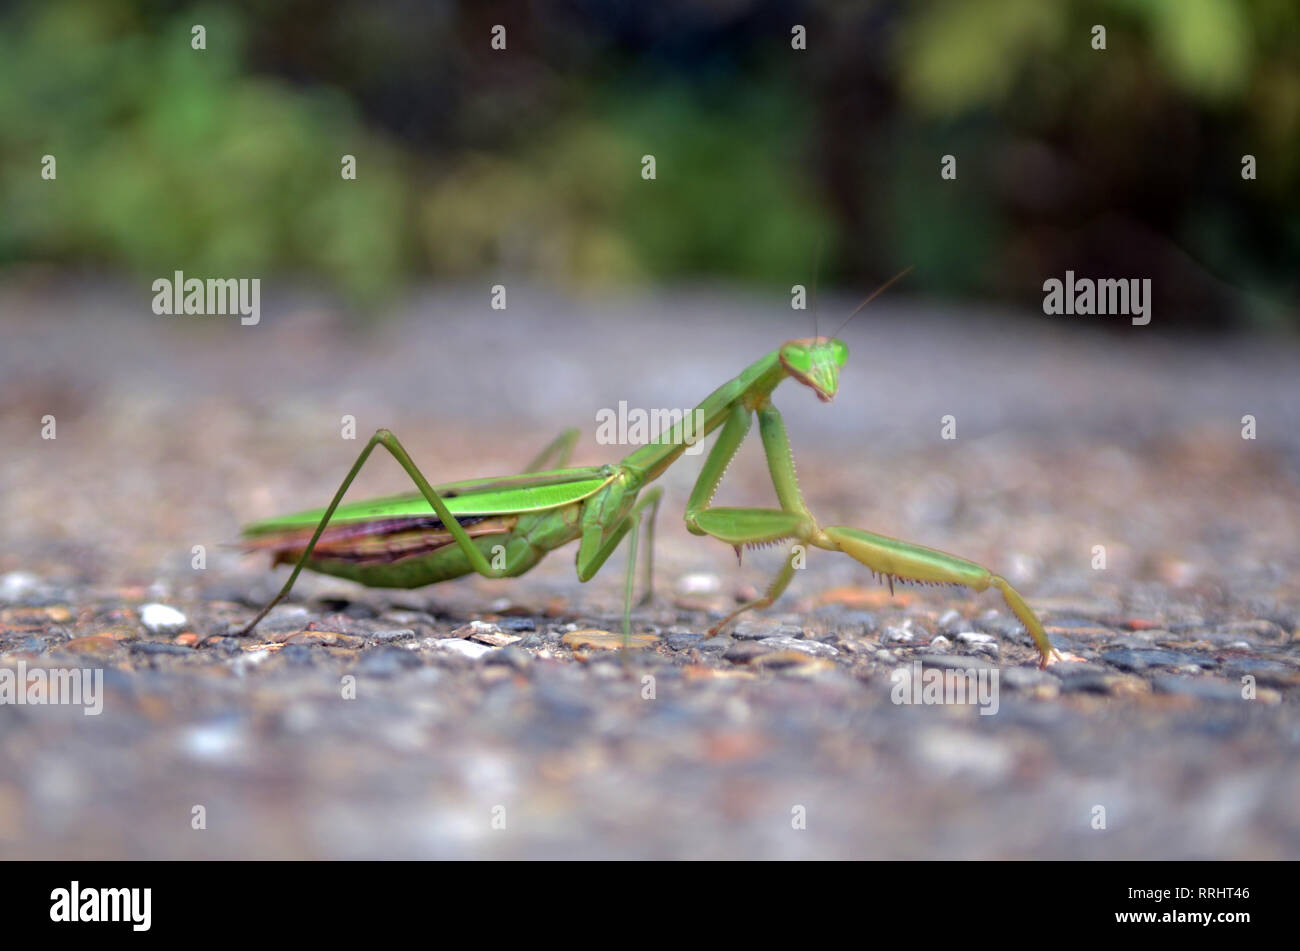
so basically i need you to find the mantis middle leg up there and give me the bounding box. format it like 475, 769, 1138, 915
574, 486, 664, 645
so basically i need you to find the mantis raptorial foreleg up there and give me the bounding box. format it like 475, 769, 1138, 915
238, 428, 506, 634
684, 402, 816, 631
681, 400, 1061, 666
817, 526, 1059, 666
684, 403, 751, 523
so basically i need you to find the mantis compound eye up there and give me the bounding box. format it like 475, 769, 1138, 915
779, 342, 813, 377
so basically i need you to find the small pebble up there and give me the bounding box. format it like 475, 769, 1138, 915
666, 633, 704, 651
140, 603, 188, 635
882, 622, 915, 644
732, 620, 802, 641
357, 647, 422, 676
723, 641, 772, 663
757, 635, 838, 657
1101, 648, 1213, 672
914, 654, 997, 671
369, 628, 416, 643
1152, 676, 1246, 702
129, 640, 194, 656
453, 621, 521, 648
426, 637, 495, 660
278, 643, 316, 665
676, 572, 722, 595
178, 721, 245, 762
0, 571, 41, 601
378, 610, 437, 628
498, 617, 537, 632
1001, 667, 1057, 690
483, 647, 531, 671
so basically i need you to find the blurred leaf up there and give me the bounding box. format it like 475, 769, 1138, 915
898, 0, 1062, 115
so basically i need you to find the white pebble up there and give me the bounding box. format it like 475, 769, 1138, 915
0, 571, 41, 600
141, 603, 187, 633
955, 631, 995, 644
179, 723, 245, 762
758, 635, 839, 657
915, 727, 1012, 781
427, 637, 495, 660
676, 572, 722, 595
454, 620, 520, 647
883, 623, 915, 644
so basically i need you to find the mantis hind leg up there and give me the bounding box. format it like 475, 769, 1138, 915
524, 428, 580, 472
238, 428, 504, 635
817, 526, 1059, 668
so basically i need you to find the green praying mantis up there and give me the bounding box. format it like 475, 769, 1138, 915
239, 275, 1059, 668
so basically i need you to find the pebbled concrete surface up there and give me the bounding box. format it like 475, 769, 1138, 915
1, 280, 1297, 858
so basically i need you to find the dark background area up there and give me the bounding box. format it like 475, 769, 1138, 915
2, 0, 1297, 327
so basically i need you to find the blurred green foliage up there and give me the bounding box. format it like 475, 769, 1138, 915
0, 3, 410, 304
421, 83, 829, 286
0, 0, 1296, 326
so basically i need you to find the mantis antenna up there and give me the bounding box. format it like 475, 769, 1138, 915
831, 265, 914, 338
810, 235, 824, 339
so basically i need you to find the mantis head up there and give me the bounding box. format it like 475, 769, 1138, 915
780, 267, 909, 402
779, 337, 848, 402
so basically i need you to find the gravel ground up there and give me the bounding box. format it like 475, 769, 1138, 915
1, 279, 1298, 859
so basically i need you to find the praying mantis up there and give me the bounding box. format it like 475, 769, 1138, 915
239, 277, 1059, 668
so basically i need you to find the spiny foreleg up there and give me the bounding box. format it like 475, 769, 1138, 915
816, 526, 1059, 668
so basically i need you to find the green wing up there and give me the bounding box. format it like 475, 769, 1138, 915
243, 466, 612, 536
